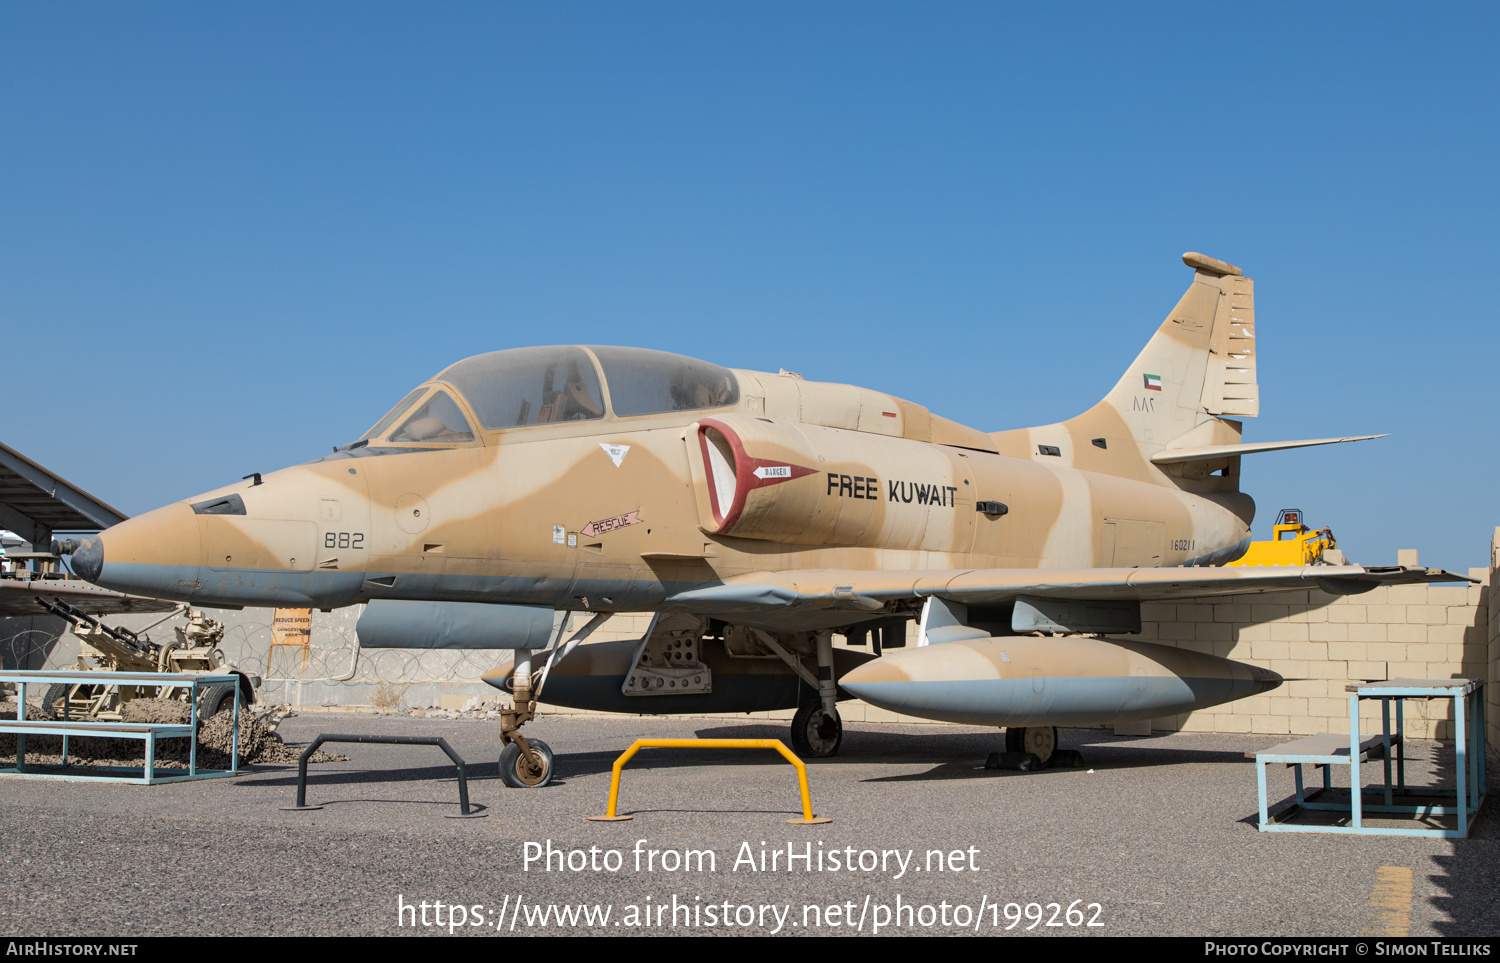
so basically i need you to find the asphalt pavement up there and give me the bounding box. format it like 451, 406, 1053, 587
2, 712, 1496, 937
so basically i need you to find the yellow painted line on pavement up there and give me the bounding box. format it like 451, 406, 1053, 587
1364, 865, 1413, 937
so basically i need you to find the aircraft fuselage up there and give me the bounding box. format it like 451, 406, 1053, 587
74, 403, 1251, 612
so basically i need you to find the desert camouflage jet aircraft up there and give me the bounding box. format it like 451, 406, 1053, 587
69, 252, 1465, 786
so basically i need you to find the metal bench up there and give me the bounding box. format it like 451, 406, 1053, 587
1254, 678, 1485, 838
0, 670, 240, 784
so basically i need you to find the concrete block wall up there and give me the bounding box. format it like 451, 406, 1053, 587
1113, 569, 1489, 742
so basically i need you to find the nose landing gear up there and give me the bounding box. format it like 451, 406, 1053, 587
499, 736, 554, 788
498, 646, 554, 788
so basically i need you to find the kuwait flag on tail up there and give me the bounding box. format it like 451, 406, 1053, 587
1143, 373, 1163, 391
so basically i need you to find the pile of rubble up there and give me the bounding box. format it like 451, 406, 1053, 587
0, 698, 344, 770
399, 696, 509, 720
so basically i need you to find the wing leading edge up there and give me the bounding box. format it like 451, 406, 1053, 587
663, 564, 1473, 621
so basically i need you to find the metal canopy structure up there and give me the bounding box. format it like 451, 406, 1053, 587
0, 440, 127, 547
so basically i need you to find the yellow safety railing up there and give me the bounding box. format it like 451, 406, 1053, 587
587, 738, 831, 825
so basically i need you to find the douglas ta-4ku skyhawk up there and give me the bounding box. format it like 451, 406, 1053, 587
68, 252, 1466, 787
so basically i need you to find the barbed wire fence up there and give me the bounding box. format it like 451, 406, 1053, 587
1, 606, 513, 710
5, 605, 647, 712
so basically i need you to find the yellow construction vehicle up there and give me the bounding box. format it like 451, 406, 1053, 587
1227, 508, 1337, 567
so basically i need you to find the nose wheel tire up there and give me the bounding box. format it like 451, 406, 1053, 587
790, 704, 842, 758
499, 738, 555, 788
1005, 725, 1057, 767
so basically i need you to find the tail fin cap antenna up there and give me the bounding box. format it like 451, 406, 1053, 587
1182, 252, 1242, 277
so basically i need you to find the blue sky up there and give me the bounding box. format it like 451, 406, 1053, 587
3, 3, 1496, 569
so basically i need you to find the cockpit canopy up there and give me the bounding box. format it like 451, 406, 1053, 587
359, 345, 739, 446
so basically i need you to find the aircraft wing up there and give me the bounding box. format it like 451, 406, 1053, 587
0, 578, 180, 618
663, 564, 1472, 623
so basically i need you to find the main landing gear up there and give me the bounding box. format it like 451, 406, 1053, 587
790, 629, 843, 758
791, 703, 842, 757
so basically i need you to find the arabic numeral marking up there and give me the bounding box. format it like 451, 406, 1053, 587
1004, 900, 1101, 929
324, 531, 365, 549
1171, 539, 1195, 552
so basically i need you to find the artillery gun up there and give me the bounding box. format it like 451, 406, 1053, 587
33, 597, 259, 721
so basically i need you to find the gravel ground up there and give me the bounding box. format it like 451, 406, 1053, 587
1, 713, 1496, 937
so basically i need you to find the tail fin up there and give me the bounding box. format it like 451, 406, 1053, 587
1102, 251, 1258, 427
990, 252, 1256, 487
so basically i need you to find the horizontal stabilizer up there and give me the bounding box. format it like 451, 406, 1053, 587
1149, 434, 1387, 465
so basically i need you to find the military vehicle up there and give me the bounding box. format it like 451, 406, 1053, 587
34, 598, 258, 721
64, 252, 1467, 785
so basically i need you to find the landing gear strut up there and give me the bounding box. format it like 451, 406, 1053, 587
498, 647, 554, 788
793, 629, 844, 757
747, 627, 848, 759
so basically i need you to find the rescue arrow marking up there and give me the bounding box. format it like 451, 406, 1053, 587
580, 511, 642, 538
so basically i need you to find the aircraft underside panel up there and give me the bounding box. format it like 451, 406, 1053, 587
483, 636, 876, 715
503, 672, 810, 716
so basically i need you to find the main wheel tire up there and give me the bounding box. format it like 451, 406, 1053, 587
499, 738, 554, 788
199, 684, 237, 718
790, 703, 842, 758
1004, 726, 1057, 766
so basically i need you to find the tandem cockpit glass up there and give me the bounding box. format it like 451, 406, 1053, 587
358, 345, 739, 447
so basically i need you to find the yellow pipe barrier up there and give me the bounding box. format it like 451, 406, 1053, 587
587, 738, 831, 825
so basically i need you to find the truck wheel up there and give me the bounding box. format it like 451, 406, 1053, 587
199, 685, 237, 718
42, 683, 71, 720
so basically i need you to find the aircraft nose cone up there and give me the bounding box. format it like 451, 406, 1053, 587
71, 535, 104, 583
